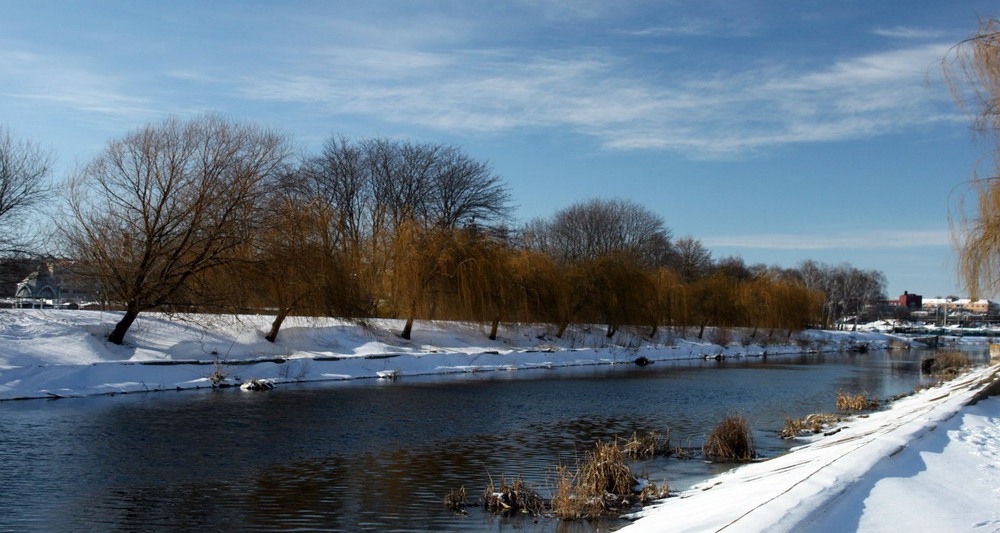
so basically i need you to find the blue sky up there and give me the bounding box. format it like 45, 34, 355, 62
1, 0, 996, 298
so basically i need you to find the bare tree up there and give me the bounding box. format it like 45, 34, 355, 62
428, 146, 511, 229
671, 237, 713, 282
944, 18, 1000, 297
523, 198, 672, 266
793, 261, 885, 328
0, 125, 53, 254
62, 115, 291, 345
297, 136, 512, 338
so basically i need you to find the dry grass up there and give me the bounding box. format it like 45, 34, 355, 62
778, 417, 807, 439
636, 479, 670, 504
621, 430, 671, 459
836, 391, 880, 412
443, 486, 467, 513
482, 475, 546, 516
551, 439, 668, 520
702, 414, 756, 461
805, 413, 843, 433
579, 441, 635, 497
926, 350, 973, 378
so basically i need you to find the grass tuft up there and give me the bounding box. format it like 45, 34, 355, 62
621, 430, 671, 459
926, 350, 973, 378
551, 439, 669, 520
443, 486, 467, 513
702, 414, 756, 461
778, 416, 807, 439
836, 391, 880, 412
482, 475, 546, 516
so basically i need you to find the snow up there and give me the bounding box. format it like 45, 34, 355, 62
620, 362, 1000, 532
0, 308, 896, 401
2, 308, 998, 532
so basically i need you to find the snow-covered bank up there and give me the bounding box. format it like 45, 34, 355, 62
0, 309, 906, 401
620, 362, 1000, 532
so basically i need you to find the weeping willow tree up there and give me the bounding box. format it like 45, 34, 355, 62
945, 18, 1000, 297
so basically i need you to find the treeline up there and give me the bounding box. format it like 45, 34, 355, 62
1, 116, 886, 345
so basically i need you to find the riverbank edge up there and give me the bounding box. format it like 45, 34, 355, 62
618, 361, 1000, 532
0, 309, 918, 401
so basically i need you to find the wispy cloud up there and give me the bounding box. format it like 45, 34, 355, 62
0, 47, 152, 119
873, 26, 947, 39
703, 230, 950, 250
239, 35, 958, 157
620, 22, 711, 37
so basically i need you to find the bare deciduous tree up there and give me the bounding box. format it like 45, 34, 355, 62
523, 197, 672, 266
0, 125, 53, 253
671, 237, 713, 282
62, 115, 290, 345
297, 136, 512, 339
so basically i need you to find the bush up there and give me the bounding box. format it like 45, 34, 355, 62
703, 414, 756, 461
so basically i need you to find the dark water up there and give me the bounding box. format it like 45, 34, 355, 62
0, 348, 986, 532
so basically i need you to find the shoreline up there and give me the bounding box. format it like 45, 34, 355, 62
620, 362, 1000, 532
0, 309, 917, 402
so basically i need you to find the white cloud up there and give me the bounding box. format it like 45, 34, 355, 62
873, 26, 947, 40
220, 12, 963, 159
0, 48, 152, 119
702, 230, 951, 250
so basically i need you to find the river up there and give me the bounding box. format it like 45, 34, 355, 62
0, 347, 984, 532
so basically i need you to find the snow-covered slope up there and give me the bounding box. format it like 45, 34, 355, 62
1, 309, 898, 400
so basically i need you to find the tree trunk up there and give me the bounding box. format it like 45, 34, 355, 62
265, 307, 292, 343
606, 323, 617, 338
489, 317, 500, 341
400, 316, 414, 340
556, 321, 569, 338
108, 306, 141, 345
698, 321, 707, 340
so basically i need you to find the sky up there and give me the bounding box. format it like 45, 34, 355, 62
1, 0, 997, 299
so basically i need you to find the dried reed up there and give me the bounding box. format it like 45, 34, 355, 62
836, 391, 880, 411
928, 350, 972, 378
443, 486, 467, 513
621, 430, 671, 459
778, 417, 806, 439
702, 414, 756, 461
481, 475, 546, 516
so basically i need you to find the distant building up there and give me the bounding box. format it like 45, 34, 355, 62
14, 262, 96, 308
922, 297, 1000, 315
899, 291, 922, 309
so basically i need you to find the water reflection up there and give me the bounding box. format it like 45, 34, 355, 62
0, 347, 988, 531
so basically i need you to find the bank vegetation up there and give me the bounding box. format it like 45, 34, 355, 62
1, 116, 888, 345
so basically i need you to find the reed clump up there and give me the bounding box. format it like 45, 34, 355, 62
702, 414, 756, 461
836, 391, 880, 412
621, 430, 671, 459
805, 413, 843, 433
927, 350, 973, 378
551, 440, 669, 520
443, 486, 467, 513
482, 475, 546, 516
778, 416, 807, 439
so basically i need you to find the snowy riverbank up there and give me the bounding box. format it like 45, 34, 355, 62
621, 361, 1000, 532
0, 309, 900, 401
